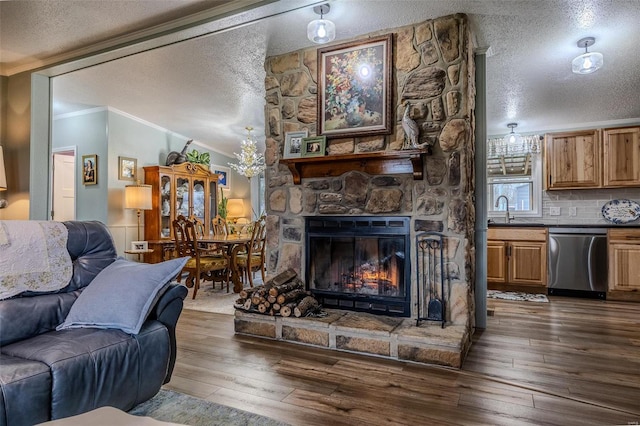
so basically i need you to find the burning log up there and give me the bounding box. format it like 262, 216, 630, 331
294, 296, 319, 317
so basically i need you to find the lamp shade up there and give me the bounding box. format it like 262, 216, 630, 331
0, 146, 6, 191
572, 52, 604, 74
572, 37, 603, 75
307, 4, 335, 44
226, 198, 245, 218
307, 18, 335, 44
124, 184, 152, 210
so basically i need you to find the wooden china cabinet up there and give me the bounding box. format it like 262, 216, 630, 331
143, 163, 218, 263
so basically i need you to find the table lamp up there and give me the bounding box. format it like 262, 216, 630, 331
125, 182, 152, 241
226, 198, 245, 223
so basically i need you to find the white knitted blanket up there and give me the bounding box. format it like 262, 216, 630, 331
0, 221, 72, 300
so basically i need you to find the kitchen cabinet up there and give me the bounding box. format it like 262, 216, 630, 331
603, 127, 640, 187
487, 241, 507, 283
545, 126, 640, 190
544, 129, 600, 190
143, 163, 218, 262
608, 229, 640, 300
487, 227, 548, 291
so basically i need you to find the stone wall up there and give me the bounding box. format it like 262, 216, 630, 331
262, 14, 475, 329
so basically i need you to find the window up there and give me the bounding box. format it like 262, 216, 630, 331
488, 153, 542, 218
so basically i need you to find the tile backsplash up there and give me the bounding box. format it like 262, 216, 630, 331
512, 188, 640, 225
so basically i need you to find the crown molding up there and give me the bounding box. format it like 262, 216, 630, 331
2, 0, 277, 77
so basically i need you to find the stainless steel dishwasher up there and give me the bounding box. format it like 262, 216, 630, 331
548, 227, 607, 299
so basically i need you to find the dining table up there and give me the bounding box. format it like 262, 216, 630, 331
196, 234, 252, 293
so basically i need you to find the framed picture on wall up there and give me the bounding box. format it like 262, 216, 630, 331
283, 130, 309, 159
82, 154, 97, 185
118, 156, 137, 181
317, 34, 393, 138
211, 165, 230, 190
301, 136, 326, 157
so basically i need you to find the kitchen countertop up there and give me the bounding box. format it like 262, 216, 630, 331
488, 222, 640, 228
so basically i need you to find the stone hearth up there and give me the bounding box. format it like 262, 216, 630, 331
234, 309, 470, 368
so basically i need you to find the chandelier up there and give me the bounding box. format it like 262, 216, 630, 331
487, 123, 542, 158
229, 126, 266, 179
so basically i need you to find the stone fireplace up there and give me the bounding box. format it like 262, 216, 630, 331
236, 13, 476, 368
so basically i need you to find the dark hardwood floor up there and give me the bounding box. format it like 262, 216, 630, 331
166, 296, 640, 425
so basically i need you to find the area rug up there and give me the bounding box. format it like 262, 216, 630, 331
180, 277, 263, 315
487, 290, 549, 302
129, 389, 287, 426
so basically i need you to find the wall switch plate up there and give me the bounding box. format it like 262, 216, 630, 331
570, 207, 577, 216
550, 207, 561, 216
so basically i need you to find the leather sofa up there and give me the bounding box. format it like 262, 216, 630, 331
0, 221, 188, 426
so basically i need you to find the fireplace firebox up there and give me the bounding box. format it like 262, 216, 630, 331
305, 216, 410, 316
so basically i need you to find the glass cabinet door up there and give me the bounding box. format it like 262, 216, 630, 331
192, 178, 206, 227
160, 174, 172, 238
176, 176, 191, 218
209, 181, 218, 224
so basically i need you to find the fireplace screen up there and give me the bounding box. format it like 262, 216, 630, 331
306, 217, 410, 316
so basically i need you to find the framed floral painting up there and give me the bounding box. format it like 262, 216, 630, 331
317, 34, 393, 138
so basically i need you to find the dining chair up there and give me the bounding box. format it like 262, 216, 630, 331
212, 215, 229, 236
191, 216, 207, 238
235, 215, 266, 288
172, 215, 230, 298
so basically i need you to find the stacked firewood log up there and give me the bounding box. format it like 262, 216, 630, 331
234, 269, 320, 317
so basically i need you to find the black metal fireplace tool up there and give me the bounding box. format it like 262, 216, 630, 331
416, 232, 446, 327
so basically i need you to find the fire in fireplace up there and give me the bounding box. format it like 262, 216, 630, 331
305, 216, 410, 316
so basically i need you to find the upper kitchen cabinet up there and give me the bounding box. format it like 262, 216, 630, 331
544, 129, 600, 190
603, 127, 640, 187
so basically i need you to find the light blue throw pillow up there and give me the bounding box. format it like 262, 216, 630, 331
57, 256, 188, 334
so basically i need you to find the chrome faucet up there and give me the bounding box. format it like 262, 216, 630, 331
495, 195, 513, 223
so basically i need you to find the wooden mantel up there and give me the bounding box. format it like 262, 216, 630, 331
280, 149, 428, 184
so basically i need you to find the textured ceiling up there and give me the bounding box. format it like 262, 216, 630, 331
2, 0, 640, 157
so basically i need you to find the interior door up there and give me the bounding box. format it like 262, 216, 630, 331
52, 151, 76, 221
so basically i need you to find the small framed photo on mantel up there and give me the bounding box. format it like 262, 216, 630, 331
301, 136, 326, 158
283, 130, 308, 159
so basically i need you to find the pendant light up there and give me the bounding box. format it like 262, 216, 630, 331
572, 37, 603, 74
307, 4, 335, 44
504, 123, 522, 146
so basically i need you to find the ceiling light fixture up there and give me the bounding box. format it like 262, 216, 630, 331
229, 126, 266, 180
572, 37, 603, 74
504, 123, 522, 146
307, 3, 335, 44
